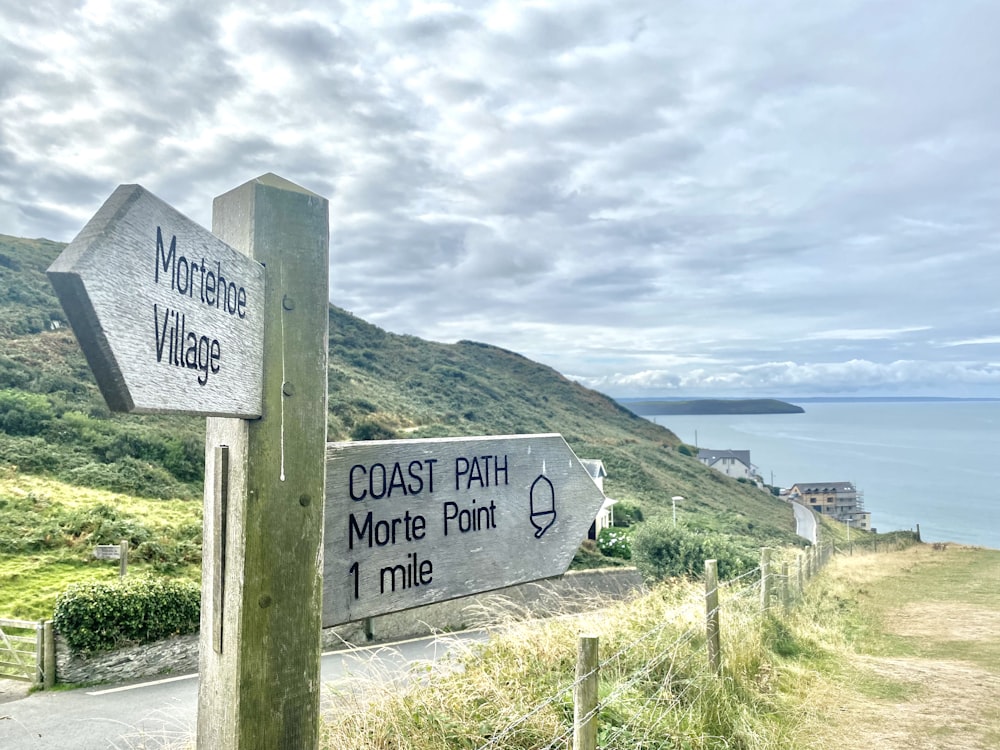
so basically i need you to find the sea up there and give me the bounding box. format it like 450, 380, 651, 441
638, 400, 1000, 550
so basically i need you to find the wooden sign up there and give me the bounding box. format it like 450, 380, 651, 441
47, 184, 265, 417
92, 544, 122, 560
323, 433, 607, 626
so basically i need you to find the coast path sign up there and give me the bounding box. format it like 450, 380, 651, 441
47, 184, 265, 417
323, 433, 607, 626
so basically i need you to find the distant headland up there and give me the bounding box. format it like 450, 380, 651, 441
620, 398, 805, 415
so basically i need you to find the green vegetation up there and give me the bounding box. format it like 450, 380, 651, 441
53, 576, 200, 653
0, 472, 201, 619
1, 232, 808, 623
631, 519, 758, 580
316, 545, 999, 750
624, 398, 805, 415
323, 579, 792, 749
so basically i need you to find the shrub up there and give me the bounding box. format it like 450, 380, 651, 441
0, 492, 64, 552
67, 458, 195, 499
677, 444, 695, 457
63, 503, 152, 547
0, 389, 55, 436
631, 519, 756, 582
597, 527, 632, 559
611, 500, 644, 527
350, 419, 398, 441
53, 577, 200, 654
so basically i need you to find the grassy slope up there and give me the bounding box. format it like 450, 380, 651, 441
0, 233, 804, 617
321, 544, 997, 750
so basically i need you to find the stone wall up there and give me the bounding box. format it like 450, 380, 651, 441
57, 567, 644, 685
55, 631, 200, 686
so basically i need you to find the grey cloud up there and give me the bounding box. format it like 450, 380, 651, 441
4, 0, 1000, 397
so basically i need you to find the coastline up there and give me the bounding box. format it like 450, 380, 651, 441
641, 401, 1000, 549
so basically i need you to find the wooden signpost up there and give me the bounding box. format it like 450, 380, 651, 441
47, 185, 265, 417
50, 173, 605, 749
324, 433, 607, 626
93, 541, 129, 578
50, 174, 329, 750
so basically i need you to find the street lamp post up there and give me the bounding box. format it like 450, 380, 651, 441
672, 496, 683, 528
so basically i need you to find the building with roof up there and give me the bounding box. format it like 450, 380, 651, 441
787, 481, 871, 530
696, 448, 756, 481
579, 459, 617, 539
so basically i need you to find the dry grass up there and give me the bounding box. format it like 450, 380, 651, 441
786, 545, 1000, 750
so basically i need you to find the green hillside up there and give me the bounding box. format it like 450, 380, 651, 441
0, 233, 805, 616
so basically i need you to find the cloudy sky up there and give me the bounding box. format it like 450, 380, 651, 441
3, 1, 999, 397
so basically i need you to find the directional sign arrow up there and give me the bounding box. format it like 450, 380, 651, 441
323, 433, 607, 626
47, 184, 265, 417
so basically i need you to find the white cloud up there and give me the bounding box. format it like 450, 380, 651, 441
3, 0, 1000, 396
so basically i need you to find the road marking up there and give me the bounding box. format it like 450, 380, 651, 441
321, 627, 487, 657
86, 673, 197, 695
81, 628, 488, 696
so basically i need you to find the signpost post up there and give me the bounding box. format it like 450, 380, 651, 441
197, 175, 329, 749
323, 433, 607, 626
49, 173, 329, 750
92, 541, 129, 578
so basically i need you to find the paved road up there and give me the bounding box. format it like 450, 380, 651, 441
0, 630, 487, 749
792, 501, 817, 544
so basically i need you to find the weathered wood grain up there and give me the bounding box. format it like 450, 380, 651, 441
323, 433, 607, 626
47, 184, 265, 417
197, 173, 328, 750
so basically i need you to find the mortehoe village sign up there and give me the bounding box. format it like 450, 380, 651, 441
47, 184, 265, 417
47, 174, 609, 750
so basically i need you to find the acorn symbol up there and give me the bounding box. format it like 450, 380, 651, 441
529, 474, 556, 538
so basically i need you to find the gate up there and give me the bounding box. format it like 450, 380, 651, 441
0, 618, 42, 683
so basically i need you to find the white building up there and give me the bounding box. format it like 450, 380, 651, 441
696, 448, 755, 481
579, 459, 617, 538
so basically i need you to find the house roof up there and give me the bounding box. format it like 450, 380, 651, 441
578, 459, 608, 480
696, 448, 751, 467
791, 482, 856, 494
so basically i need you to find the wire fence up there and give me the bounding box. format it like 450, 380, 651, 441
472, 540, 844, 750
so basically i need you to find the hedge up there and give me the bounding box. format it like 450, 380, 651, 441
631, 520, 757, 582
53, 577, 200, 654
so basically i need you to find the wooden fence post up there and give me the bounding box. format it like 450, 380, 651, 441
760, 548, 772, 612
574, 634, 600, 750
705, 559, 722, 675
797, 553, 804, 593
119, 540, 128, 578
34, 621, 44, 687
197, 175, 329, 750
781, 563, 790, 612
43, 620, 55, 689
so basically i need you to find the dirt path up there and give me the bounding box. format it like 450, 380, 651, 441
803, 546, 1000, 750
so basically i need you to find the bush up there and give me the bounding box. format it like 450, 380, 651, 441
350, 419, 398, 441
0, 389, 54, 436
53, 577, 200, 654
63, 503, 153, 547
597, 527, 632, 559
611, 500, 644, 527
631, 519, 756, 582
